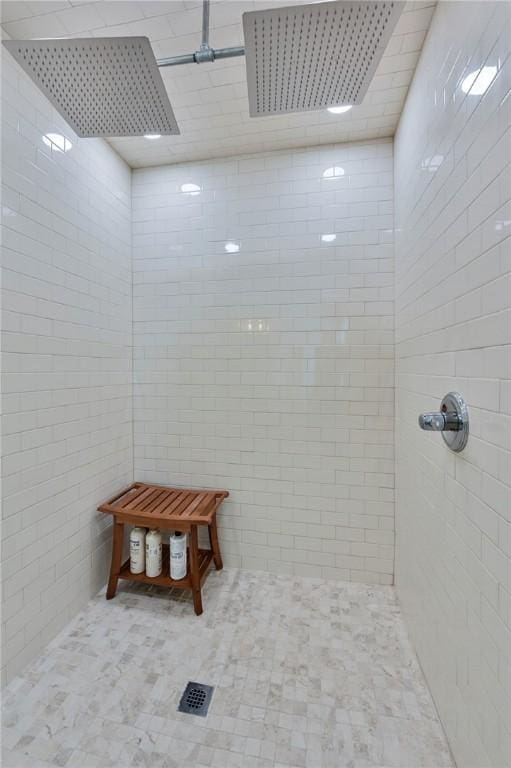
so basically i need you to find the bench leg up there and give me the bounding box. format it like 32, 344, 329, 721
189, 525, 203, 615
106, 519, 124, 600
208, 513, 223, 571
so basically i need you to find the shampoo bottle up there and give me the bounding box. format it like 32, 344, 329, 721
145, 529, 162, 577
170, 531, 187, 580
130, 527, 146, 574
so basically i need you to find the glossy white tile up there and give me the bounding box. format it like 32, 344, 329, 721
1, 47, 133, 686
394, 2, 511, 767
132, 140, 395, 585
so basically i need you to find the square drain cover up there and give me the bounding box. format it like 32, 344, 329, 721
178, 681, 214, 717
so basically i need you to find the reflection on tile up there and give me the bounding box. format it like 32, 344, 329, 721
2, 569, 453, 768
132, 140, 396, 585
394, 1, 511, 766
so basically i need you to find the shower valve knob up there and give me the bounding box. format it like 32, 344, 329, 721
418, 392, 469, 452
418, 412, 447, 431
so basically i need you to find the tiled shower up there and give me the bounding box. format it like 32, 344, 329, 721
1, 1, 510, 767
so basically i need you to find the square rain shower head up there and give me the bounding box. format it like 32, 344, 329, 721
2, 37, 180, 138
243, 0, 404, 117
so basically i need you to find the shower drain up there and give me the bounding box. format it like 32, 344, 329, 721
178, 681, 214, 717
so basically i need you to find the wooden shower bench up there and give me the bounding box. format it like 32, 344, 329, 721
98, 482, 228, 615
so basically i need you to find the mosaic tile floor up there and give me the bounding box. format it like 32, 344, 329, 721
2, 569, 454, 768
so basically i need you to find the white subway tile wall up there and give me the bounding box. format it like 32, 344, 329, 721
132, 140, 395, 584
394, 2, 511, 767
1, 52, 133, 685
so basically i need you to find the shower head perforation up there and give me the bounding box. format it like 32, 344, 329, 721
3, 37, 179, 138
243, 0, 404, 117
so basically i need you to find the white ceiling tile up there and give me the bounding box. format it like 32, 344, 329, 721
377, 52, 421, 76
397, 3, 436, 33
1, 0, 437, 168
95, 1, 144, 26
385, 35, 405, 58
142, 2, 186, 18
3, 12, 67, 37
127, 15, 173, 40
391, 70, 417, 88
401, 30, 428, 53
153, 31, 200, 58
25, 1, 71, 14
207, 22, 243, 47
167, 7, 203, 36
56, 2, 105, 32
209, 66, 245, 87
90, 22, 133, 37
0, 2, 32, 23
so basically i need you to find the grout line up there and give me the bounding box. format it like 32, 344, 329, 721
130, 167, 135, 486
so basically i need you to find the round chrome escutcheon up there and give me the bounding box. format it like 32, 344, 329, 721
440, 391, 469, 452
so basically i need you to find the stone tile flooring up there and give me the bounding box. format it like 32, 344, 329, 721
2, 569, 454, 767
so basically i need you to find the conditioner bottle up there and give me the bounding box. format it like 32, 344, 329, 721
170, 531, 187, 580
145, 529, 162, 577
130, 527, 146, 574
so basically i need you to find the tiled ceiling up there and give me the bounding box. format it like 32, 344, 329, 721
1, 0, 436, 168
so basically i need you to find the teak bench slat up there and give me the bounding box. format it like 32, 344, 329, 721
98, 482, 228, 615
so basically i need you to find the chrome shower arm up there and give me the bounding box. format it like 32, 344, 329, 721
212, 46, 245, 60
156, 0, 245, 67
157, 52, 196, 67
201, 0, 210, 49
156, 46, 245, 67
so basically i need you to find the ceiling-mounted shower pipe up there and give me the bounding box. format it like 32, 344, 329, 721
156, 0, 245, 68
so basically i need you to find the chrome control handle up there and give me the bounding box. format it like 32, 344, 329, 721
418, 412, 459, 431
418, 392, 469, 452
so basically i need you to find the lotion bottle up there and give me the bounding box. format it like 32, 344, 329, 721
170, 531, 187, 580
130, 527, 146, 574
145, 529, 162, 577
